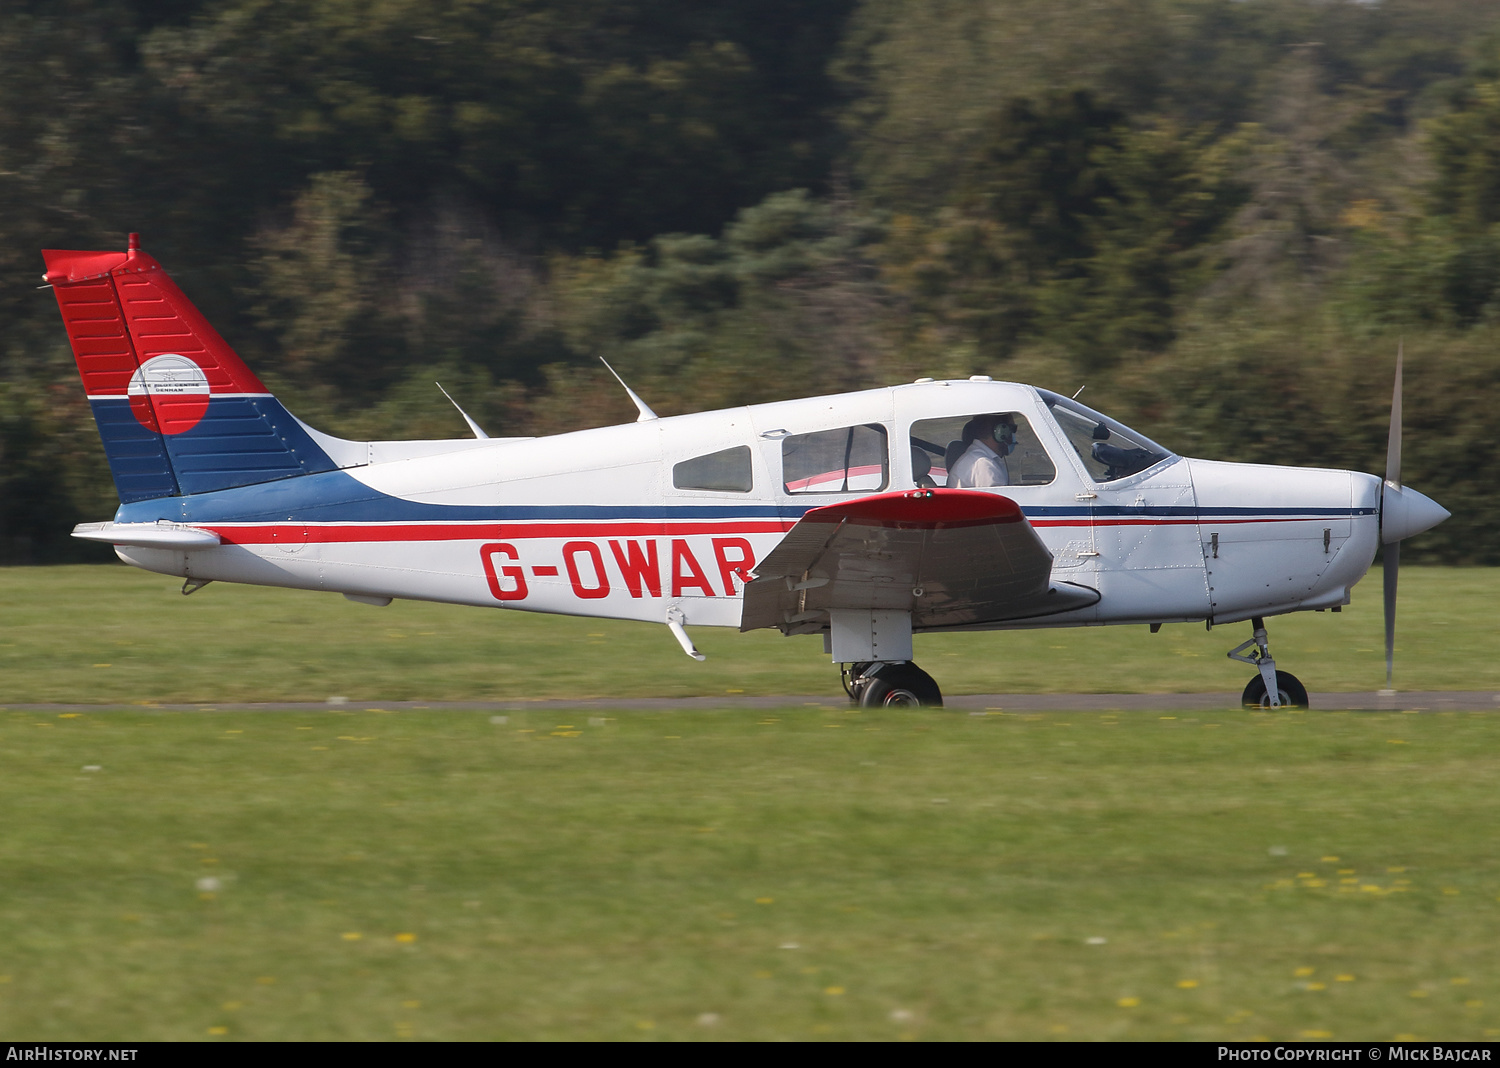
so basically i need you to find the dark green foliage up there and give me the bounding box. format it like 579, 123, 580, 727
963, 92, 1128, 280
882, 97, 1246, 369
0, 383, 115, 564
138, 0, 854, 249
3, 0, 1500, 564
550, 190, 891, 414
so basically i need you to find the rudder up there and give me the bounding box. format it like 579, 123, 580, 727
43, 234, 336, 502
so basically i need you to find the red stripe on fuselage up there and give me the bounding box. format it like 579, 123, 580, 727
203, 520, 797, 545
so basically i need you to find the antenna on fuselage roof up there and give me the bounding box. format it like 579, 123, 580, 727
1072, 385, 1087, 399
598, 356, 658, 422
435, 382, 490, 439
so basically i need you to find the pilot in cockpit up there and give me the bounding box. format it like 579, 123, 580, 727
947, 413, 1016, 488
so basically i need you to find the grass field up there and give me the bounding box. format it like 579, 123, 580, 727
2, 565, 1496, 1041
1, 705, 1498, 1041
0, 564, 1496, 704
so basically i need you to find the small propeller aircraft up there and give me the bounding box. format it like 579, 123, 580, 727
44, 236, 1450, 708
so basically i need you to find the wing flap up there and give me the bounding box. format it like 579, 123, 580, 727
742, 489, 1097, 633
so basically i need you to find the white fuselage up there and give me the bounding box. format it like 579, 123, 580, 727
113, 380, 1383, 632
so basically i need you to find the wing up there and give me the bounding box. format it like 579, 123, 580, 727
741, 489, 1098, 634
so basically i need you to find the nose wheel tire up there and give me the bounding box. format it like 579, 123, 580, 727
857, 663, 943, 708
1241, 671, 1309, 710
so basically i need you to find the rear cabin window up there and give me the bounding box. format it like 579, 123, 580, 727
781, 424, 888, 494
673, 446, 753, 492
909, 413, 1056, 488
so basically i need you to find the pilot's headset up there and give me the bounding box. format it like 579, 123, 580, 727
993, 415, 1018, 456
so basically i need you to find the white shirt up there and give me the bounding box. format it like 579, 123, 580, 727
948, 439, 1010, 488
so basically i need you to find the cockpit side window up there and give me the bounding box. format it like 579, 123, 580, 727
673, 446, 753, 493
909, 413, 1056, 488
782, 424, 888, 494
1038, 390, 1172, 482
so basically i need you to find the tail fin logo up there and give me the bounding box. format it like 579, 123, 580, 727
127, 354, 210, 435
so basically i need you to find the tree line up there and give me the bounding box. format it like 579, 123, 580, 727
2, 0, 1497, 563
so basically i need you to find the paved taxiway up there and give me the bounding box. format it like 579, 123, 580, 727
5, 692, 1498, 712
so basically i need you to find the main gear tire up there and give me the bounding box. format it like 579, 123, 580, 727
858, 663, 943, 708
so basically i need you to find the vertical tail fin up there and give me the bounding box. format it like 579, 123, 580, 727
43, 234, 335, 502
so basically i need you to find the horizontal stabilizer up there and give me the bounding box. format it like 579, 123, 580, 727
742, 489, 1097, 635
72, 521, 222, 549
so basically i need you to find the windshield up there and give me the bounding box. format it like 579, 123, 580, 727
1037, 390, 1173, 483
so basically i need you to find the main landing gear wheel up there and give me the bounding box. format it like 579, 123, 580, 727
854, 662, 944, 708
1241, 671, 1309, 710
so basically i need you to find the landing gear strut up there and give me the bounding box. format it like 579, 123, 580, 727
842, 662, 944, 708
1227, 617, 1309, 709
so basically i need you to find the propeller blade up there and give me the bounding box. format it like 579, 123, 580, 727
1383, 538, 1399, 690
1385, 341, 1403, 489
1382, 343, 1402, 690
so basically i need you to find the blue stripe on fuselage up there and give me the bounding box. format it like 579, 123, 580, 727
113, 469, 1376, 527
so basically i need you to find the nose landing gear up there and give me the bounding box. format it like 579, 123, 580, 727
842, 662, 944, 708
1228, 617, 1309, 709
